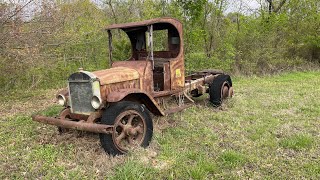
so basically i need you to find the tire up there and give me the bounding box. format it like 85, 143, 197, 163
209, 74, 232, 106
99, 101, 153, 156
199, 69, 224, 74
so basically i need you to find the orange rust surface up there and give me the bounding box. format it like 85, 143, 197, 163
99, 80, 139, 101
105, 17, 182, 31
112, 61, 154, 93
93, 67, 139, 85
106, 88, 165, 116
32, 115, 113, 134
170, 59, 185, 90
163, 63, 171, 91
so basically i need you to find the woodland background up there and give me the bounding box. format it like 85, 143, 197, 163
1, 0, 319, 92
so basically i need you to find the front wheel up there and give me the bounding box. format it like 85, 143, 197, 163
209, 74, 233, 106
99, 101, 153, 156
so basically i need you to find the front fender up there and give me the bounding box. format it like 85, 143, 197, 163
106, 89, 164, 116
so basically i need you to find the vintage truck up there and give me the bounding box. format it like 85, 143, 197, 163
32, 18, 233, 155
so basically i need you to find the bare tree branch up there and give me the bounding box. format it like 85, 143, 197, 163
266, 0, 287, 14
1, 0, 33, 26
273, 0, 287, 13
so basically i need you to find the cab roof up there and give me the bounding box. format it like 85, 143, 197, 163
105, 17, 182, 32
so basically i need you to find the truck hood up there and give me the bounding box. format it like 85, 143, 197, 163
92, 67, 140, 85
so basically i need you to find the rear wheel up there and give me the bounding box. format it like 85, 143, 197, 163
99, 101, 153, 156
209, 74, 233, 106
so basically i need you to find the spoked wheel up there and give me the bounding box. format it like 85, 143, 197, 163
209, 74, 233, 106
113, 110, 146, 152
100, 101, 153, 156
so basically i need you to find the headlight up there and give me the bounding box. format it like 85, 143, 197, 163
57, 94, 66, 106
91, 96, 102, 109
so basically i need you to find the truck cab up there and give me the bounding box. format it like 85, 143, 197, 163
107, 18, 185, 94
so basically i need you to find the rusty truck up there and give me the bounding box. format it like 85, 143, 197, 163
32, 18, 233, 155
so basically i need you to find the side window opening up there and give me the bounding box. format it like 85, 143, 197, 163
111, 30, 131, 61
153, 30, 168, 52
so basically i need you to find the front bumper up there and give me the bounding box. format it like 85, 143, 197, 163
32, 115, 113, 134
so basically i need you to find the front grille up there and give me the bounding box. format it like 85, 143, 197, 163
69, 81, 94, 114
68, 72, 95, 114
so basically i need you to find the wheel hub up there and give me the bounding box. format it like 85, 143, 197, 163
221, 81, 229, 99
124, 125, 137, 136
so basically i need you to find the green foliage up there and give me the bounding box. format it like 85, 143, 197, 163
1, 0, 319, 91
0, 0, 109, 91
112, 32, 132, 61
176, 0, 207, 22
186, 53, 234, 73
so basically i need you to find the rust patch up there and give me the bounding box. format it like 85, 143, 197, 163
87, 110, 103, 123
32, 115, 113, 134
113, 61, 153, 93
106, 88, 165, 116
93, 67, 139, 85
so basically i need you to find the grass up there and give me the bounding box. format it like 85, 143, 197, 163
219, 150, 246, 167
280, 134, 314, 150
1, 71, 320, 179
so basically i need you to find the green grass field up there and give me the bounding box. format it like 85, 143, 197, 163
1, 71, 319, 179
